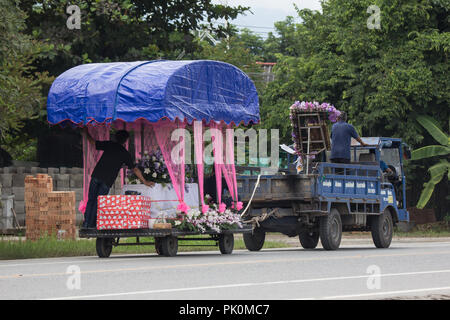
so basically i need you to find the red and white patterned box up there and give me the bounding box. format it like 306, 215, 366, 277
97, 195, 151, 230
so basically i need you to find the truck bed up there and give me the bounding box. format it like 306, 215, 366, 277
237, 162, 386, 210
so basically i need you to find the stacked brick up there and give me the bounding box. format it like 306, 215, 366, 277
0, 166, 122, 226
25, 174, 76, 240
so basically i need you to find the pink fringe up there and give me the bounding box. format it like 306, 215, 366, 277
78, 200, 87, 214
219, 203, 226, 213
202, 204, 210, 214
177, 202, 190, 213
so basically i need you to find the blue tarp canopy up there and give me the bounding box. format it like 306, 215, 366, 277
47, 60, 260, 126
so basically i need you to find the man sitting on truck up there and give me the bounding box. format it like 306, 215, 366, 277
330, 112, 367, 163
81, 128, 154, 229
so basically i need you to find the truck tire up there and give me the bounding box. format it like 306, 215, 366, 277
243, 228, 265, 251
299, 229, 320, 249
319, 208, 342, 250
371, 209, 393, 248
96, 237, 113, 258
219, 234, 234, 254
160, 236, 178, 257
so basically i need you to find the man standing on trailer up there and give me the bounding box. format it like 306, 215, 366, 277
81, 128, 154, 229
330, 112, 367, 163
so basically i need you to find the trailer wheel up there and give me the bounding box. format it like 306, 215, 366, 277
96, 237, 113, 258
154, 237, 164, 255
299, 229, 320, 249
243, 228, 265, 251
320, 208, 342, 250
371, 209, 393, 248
160, 236, 178, 257
218, 234, 234, 254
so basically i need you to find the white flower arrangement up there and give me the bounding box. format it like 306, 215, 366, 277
171, 205, 243, 233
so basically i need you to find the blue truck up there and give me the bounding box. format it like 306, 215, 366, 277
237, 137, 411, 251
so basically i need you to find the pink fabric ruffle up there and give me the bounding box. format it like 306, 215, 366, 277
219, 203, 226, 213
177, 202, 190, 213
202, 204, 210, 214
78, 200, 87, 214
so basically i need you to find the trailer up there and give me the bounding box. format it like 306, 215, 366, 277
79, 226, 252, 258
238, 137, 411, 250
47, 60, 260, 258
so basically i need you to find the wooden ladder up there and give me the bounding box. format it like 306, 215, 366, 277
295, 112, 328, 173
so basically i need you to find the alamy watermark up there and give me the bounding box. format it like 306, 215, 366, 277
169, 121, 280, 171
66, 265, 81, 290
366, 265, 381, 290
66, 5, 81, 30
367, 5, 381, 30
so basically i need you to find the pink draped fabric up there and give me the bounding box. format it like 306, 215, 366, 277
224, 125, 241, 210
132, 120, 160, 161
133, 121, 142, 161
143, 123, 159, 155
114, 121, 130, 188
210, 122, 226, 212
209, 122, 242, 212
153, 120, 188, 213
79, 120, 241, 216
194, 121, 209, 213
79, 125, 110, 213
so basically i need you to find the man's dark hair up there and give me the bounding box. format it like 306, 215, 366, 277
115, 130, 130, 144
338, 112, 348, 122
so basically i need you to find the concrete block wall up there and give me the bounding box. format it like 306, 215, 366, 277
0, 166, 123, 226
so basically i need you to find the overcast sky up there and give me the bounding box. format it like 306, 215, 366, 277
212, 0, 322, 36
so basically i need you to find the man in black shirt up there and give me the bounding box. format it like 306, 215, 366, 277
81, 128, 153, 229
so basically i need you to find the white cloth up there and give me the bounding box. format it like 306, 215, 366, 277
122, 183, 200, 228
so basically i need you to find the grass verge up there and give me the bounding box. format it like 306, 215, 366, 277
0, 235, 289, 260
394, 221, 450, 237
393, 230, 450, 237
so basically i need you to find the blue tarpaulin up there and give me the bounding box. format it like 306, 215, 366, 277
47, 60, 260, 126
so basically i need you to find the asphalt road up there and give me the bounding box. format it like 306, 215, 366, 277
1, 239, 450, 300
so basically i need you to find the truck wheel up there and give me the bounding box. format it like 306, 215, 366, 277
154, 237, 163, 255
219, 234, 234, 254
96, 237, 113, 258
319, 208, 342, 250
243, 228, 265, 251
160, 236, 178, 257
371, 209, 393, 248
299, 229, 320, 249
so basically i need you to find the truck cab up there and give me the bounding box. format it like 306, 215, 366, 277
349, 137, 409, 222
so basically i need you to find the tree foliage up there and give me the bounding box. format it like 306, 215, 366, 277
2, 0, 249, 161
19, 0, 249, 76
411, 115, 449, 209
0, 0, 52, 141
259, 0, 449, 215
261, 0, 449, 147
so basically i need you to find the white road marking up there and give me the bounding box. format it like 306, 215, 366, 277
0, 256, 157, 268
2, 241, 450, 268
45, 269, 450, 300
4, 249, 450, 280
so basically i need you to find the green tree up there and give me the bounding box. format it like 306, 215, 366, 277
193, 31, 266, 92
9, 0, 249, 163
20, 0, 249, 76
262, 1, 449, 143
411, 115, 450, 209
236, 28, 265, 59
260, 0, 449, 216
0, 0, 52, 158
